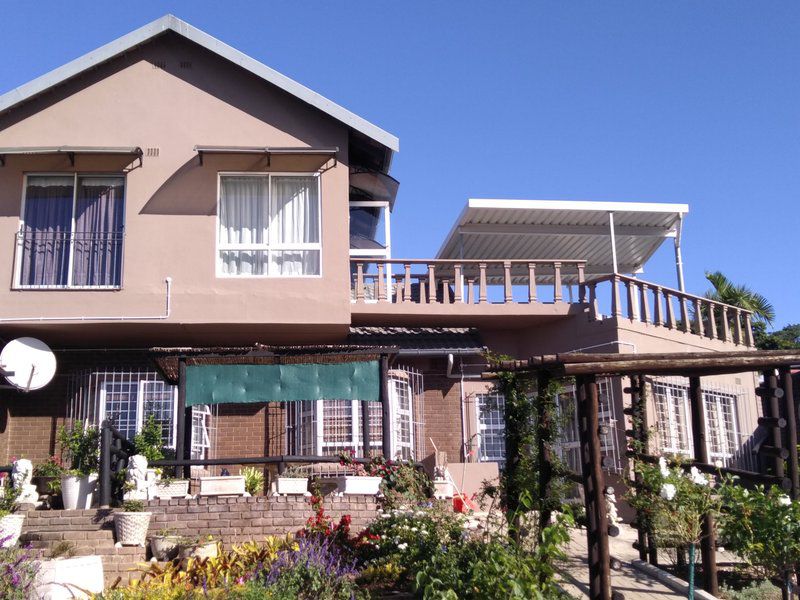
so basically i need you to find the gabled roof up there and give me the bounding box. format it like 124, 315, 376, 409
437, 199, 688, 278
0, 14, 399, 154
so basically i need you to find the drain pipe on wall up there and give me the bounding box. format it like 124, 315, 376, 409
0, 277, 173, 322
447, 353, 484, 463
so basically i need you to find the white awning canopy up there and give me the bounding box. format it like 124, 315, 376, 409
436, 199, 689, 282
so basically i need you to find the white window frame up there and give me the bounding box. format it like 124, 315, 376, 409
215, 172, 322, 279
14, 172, 126, 290
191, 405, 213, 460
704, 389, 740, 461
287, 376, 413, 459
653, 382, 694, 455
98, 376, 178, 447
475, 392, 506, 466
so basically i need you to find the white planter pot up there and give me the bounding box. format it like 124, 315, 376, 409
34, 555, 104, 599
198, 476, 246, 496
0, 513, 25, 547
60, 474, 97, 510
179, 540, 218, 561
114, 512, 152, 547
152, 479, 190, 499
332, 476, 382, 496
272, 477, 309, 496
149, 535, 181, 561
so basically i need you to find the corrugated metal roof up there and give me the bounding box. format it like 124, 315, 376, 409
0, 15, 399, 154
348, 327, 484, 355
436, 199, 687, 277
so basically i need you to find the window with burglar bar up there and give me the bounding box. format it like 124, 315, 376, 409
16, 174, 125, 288
652, 379, 741, 462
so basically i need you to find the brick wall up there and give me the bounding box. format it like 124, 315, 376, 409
422, 374, 463, 462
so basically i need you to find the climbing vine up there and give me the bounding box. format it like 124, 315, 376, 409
487, 353, 572, 534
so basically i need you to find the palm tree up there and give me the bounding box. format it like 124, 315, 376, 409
704, 271, 775, 326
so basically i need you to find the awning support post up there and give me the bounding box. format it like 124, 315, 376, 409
608, 212, 618, 274
361, 400, 371, 458
674, 214, 686, 292
380, 355, 392, 458
176, 358, 189, 479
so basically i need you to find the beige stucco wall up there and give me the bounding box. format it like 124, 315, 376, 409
0, 33, 352, 345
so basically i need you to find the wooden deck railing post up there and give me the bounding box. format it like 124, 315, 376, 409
680, 296, 690, 333
355, 262, 365, 302
578, 263, 586, 303
640, 283, 651, 324
653, 287, 664, 326
528, 263, 537, 303
403, 264, 412, 303
467, 278, 475, 304
442, 280, 451, 304
694, 298, 705, 337
611, 275, 621, 317
553, 262, 563, 303
377, 263, 387, 301
625, 279, 638, 320
734, 309, 744, 346
428, 263, 437, 304
689, 376, 719, 597
478, 263, 488, 304
453, 264, 463, 303
745, 314, 754, 347
665, 292, 676, 329
721, 306, 731, 342
709, 304, 718, 340
503, 261, 513, 304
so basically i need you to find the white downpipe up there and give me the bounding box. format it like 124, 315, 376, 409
608, 211, 619, 273
0, 277, 173, 322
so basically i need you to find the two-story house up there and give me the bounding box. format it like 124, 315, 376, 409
0, 15, 761, 494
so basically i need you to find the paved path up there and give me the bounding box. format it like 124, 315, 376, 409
558, 525, 687, 599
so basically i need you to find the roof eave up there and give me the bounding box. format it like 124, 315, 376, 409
0, 14, 399, 154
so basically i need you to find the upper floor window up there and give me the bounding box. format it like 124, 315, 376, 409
217, 174, 321, 277
16, 174, 125, 288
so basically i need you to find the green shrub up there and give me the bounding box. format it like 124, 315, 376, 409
133, 415, 166, 464
720, 580, 782, 600
57, 421, 100, 476
241, 467, 265, 495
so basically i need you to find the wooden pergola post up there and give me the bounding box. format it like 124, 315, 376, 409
577, 374, 612, 600
778, 367, 799, 500
361, 400, 371, 458
536, 371, 554, 537
626, 375, 651, 563
688, 376, 719, 597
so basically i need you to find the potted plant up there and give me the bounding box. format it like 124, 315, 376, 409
241, 466, 265, 496
272, 466, 310, 496
32, 456, 65, 496
0, 481, 24, 547
178, 534, 219, 561
114, 499, 152, 547
58, 422, 100, 510
149, 527, 181, 561
332, 450, 382, 496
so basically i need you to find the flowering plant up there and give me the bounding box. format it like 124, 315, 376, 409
32, 455, 64, 478
626, 456, 719, 549
718, 480, 800, 595
337, 449, 368, 476
0, 543, 39, 600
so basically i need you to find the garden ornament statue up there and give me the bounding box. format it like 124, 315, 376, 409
12, 458, 40, 505
124, 454, 153, 500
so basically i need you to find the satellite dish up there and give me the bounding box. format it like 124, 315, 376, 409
0, 337, 57, 392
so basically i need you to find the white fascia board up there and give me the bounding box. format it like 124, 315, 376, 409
466, 199, 689, 215
0, 15, 399, 153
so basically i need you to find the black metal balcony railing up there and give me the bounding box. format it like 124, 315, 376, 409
16, 231, 124, 289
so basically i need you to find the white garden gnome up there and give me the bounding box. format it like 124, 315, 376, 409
12, 458, 40, 506
124, 454, 153, 501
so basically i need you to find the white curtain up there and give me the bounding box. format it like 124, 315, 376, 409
219, 175, 320, 276
219, 176, 268, 275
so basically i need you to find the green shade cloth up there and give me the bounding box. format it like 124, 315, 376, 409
185, 361, 380, 407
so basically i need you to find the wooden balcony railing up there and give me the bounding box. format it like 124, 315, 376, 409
584, 274, 755, 347
350, 258, 587, 306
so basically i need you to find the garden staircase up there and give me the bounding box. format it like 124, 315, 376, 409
20, 508, 147, 586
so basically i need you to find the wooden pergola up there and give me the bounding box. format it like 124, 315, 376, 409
485, 350, 800, 600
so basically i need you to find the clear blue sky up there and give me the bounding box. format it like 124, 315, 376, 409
1, 2, 798, 328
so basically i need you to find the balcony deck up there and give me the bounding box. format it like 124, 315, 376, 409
350, 259, 755, 347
